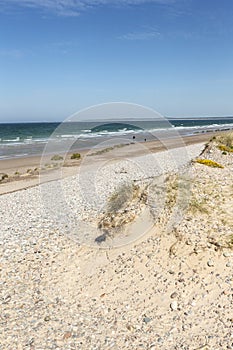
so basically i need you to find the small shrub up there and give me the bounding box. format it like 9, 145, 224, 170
195, 159, 224, 168
107, 183, 135, 213
71, 153, 81, 160
218, 144, 233, 153
51, 154, 63, 161
0, 173, 8, 181
216, 132, 233, 148
222, 151, 227, 155
14, 171, 20, 176
45, 163, 53, 168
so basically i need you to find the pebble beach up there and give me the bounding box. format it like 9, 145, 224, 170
0, 136, 232, 349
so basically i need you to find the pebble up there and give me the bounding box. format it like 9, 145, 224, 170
143, 317, 151, 324
223, 252, 231, 258
156, 337, 163, 344
170, 292, 178, 299
170, 301, 178, 311
207, 260, 214, 267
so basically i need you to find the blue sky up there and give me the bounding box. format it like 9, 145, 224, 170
0, 0, 233, 122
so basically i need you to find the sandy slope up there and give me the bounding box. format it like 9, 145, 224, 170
0, 139, 232, 350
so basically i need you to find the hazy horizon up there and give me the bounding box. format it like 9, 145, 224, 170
1, 115, 233, 124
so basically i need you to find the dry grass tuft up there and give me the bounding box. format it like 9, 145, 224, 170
107, 182, 139, 214
97, 182, 147, 237
189, 199, 208, 214
227, 234, 233, 249
216, 132, 233, 148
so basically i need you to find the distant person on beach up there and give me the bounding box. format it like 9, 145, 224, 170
133, 135, 135, 140
144, 138, 147, 142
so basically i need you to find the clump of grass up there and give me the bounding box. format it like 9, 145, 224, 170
228, 235, 233, 248
44, 163, 54, 168
216, 132, 233, 148
51, 154, 63, 161
107, 182, 138, 214
88, 143, 130, 156
218, 144, 233, 153
189, 199, 208, 214
71, 153, 81, 160
0, 173, 8, 181
90, 146, 115, 156
195, 159, 224, 168
14, 171, 20, 176
97, 182, 145, 238
165, 174, 178, 208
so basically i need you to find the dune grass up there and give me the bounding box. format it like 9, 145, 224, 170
51, 154, 64, 161
71, 153, 81, 160
216, 132, 233, 149
107, 182, 139, 214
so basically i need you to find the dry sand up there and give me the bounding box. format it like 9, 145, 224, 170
0, 133, 232, 349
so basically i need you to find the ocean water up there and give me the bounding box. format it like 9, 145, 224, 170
0, 118, 233, 159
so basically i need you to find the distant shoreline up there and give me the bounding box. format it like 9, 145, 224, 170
0, 130, 222, 195
0, 119, 233, 161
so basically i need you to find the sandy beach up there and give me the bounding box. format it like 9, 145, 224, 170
0, 132, 217, 195
0, 132, 232, 349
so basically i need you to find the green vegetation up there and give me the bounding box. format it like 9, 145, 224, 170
51, 154, 63, 161
210, 136, 216, 141
165, 174, 178, 208
88, 143, 130, 156
189, 199, 208, 214
216, 132, 233, 148
0, 173, 8, 181
218, 144, 233, 153
97, 182, 145, 234
71, 153, 81, 160
107, 182, 138, 213
228, 235, 233, 248
45, 163, 57, 168
195, 159, 224, 168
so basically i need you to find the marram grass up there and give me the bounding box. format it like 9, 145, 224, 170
195, 159, 224, 168
216, 132, 233, 148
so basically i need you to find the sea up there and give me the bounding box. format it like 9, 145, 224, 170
0, 117, 233, 159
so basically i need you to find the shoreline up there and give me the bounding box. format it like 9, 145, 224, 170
0, 131, 221, 195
